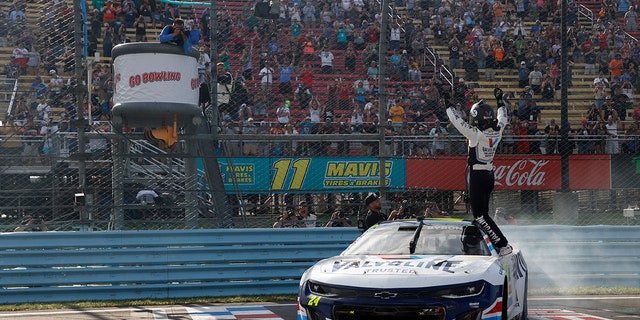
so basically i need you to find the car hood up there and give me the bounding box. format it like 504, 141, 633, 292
306, 254, 503, 288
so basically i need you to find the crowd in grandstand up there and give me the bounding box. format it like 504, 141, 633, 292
1, 0, 640, 160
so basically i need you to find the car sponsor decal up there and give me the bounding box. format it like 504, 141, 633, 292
332, 258, 461, 274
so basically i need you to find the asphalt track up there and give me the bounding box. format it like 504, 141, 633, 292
0, 296, 638, 319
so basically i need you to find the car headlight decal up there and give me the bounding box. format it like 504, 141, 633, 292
437, 282, 485, 298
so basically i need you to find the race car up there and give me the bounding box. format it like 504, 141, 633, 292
298, 219, 528, 320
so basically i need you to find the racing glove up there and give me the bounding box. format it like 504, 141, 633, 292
494, 87, 504, 109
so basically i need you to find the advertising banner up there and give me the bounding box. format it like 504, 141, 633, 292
406, 155, 610, 190
113, 53, 200, 106
206, 157, 406, 194
406, 156, 563, 190
201, 155, 612, 193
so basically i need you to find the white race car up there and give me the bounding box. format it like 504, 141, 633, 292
298, 219, 528, 320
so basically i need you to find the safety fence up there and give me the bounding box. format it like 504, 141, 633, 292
1, 225, 639, 304
1, 131, 640, 231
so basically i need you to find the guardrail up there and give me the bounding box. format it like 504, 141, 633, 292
0, 226, 639, 304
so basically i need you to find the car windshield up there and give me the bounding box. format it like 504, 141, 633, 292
343, 223, 490, 256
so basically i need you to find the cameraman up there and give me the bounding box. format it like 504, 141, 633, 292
326, 210, 352, 227
14, 216, 48, 232
159, 18, 195, 54
273, 210, 299, 228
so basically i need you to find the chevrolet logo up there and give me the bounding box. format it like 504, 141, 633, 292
373, 291, 398, 299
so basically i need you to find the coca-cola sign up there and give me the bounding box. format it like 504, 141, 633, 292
494, 159, 552, 188
406, 155, 571, 190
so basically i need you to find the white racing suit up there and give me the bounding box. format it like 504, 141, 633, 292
446, 106, 509, 249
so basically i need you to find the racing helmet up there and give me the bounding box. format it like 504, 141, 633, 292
469, 100, 495, 131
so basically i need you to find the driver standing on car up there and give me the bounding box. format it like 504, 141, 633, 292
446, 88, 513, 256
363, 193, 399, 231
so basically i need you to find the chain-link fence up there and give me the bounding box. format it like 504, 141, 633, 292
1, 0, 640, 232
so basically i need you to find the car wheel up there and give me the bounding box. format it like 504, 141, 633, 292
502, 278, 508, 320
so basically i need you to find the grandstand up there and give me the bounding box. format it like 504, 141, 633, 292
0, 0, 637, 129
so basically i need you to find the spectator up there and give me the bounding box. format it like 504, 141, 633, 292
624, 122, 640, 154
48, 69, 64, 105
14, 216, 48, 232
295, 201, 317, 228
27, 44, 40, 76
612, 86, 630, 130
601, 96, 619, 123
101, 0, 121, 24
241, 47, 253, 81
102, 23, 114, 58
276, 100, 291, 125
242, 117, 258, 156
319, 46, 334, 74
448, 36, 461, 70
517, 86, 533, 121
388, 100, 405, 132
258, 61, 274, 93
273, 211, 299, 228
36, 98, 52, 122
493, 207, 517, 225
344, 45, 356, 72
429, 119, 448, 155
196, 45, 211, 84
122, 0, 138, 28
408, 57, 422, 83
594, 80, 608, 108
350, 106, 365, 133
540, 74, 555, 101
325, 210, 352, 227
609, 53, 624, 79
276, 54, 295, 95
363, 193, 399, 231
596, 48, 611, 75
353, 80, 367, 107
216, 62, 233, 118
517, 61, 529, 88
605, 114, 620, 154
425, 203, 447, 218
12, 42, 28, 73
134, 16, 147, 42
159, 18, 196, 54
544, 119, 560, 154
501, 123, 515, 154
581, 35, 597, 75
138, 0, 153, 25
528, 65, 543, 95
31, 76, 47, 99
